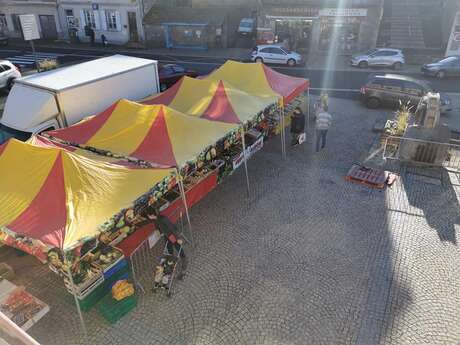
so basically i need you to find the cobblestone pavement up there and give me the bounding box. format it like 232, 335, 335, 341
4, 98, 460, 345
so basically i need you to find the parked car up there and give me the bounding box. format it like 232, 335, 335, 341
238, 18, 255, 36
251, 45, 304, 67
0, 60, 21, 92
0, 31, 8, 46
421, 56, 460, 78
350, 48, 405, 69
360, 74, 452, 113
158, 64, 198, 91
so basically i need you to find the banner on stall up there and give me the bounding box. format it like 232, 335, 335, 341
232, 136, 264, 170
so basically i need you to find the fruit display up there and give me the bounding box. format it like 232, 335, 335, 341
111, 280, 134, 301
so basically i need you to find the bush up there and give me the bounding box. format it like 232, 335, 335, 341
38, 58, 59, 72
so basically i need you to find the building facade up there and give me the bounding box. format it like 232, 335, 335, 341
260, 0, 384, 54
57, 0, 146, 44
0, 0, 63, 40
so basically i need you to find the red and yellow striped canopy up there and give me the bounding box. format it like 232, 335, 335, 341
204, 60, 309, 104
47, 99, 237, 167
143, 77, 278, 124
0, 139, 174, 251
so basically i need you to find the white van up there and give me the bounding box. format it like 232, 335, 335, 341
0, 55, 160, 144
238, 18, 255, 36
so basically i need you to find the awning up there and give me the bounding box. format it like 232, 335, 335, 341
204, 60, 309, 104
45, 99, 238, 168
0, 139, 174, 253
142, 76, 278, 124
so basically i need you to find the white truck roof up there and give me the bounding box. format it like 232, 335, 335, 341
16, 54, 157, 92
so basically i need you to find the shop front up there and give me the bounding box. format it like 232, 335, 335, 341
262, 4, 382, 54
261, 6, 319, 52
318, 8, 367, 53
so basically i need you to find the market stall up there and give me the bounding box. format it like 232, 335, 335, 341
44, 100, 242, 230
0, 139, 176, 332
203, 60, 310, 156
143, 76, 280, 191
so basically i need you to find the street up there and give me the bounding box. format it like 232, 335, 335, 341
1, 46, 460, 96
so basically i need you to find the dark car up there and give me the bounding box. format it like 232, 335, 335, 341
421, 56, 460, 78
360, 74, 452, 113
158, 64, 198, 91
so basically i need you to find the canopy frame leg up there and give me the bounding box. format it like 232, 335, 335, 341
176, 169, 193, 245
64, 261, 88, 339
241, 127, 251, 196
280, 107, 287, 159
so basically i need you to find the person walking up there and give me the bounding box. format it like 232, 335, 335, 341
315, 104, 332, 152
290, 107, 305, 146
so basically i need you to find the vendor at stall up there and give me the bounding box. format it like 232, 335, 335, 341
290, 107, 306, 146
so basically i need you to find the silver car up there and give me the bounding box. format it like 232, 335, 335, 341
351, 48, 405, 69
251, 45, 304, 67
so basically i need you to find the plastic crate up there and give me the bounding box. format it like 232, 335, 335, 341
77, 281, 109, 312
104, 267, 131, 290
98, 293, 137, 324
103, 258, 128, 280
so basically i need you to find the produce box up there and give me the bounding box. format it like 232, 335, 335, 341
104, 266, 131, 290
77, 280, 108, 312
98, 293, 137, 324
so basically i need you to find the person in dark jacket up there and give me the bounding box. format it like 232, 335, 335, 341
290, 107, 306, 146
148, 208, 186, 263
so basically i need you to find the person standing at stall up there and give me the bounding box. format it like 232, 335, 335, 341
290, 107, 306, 146
147, 208, 187, 267
315, 104, 332, 152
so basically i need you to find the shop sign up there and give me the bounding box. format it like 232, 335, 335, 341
319, 8, 367, 17
269, 7, 319, 18
232, 136, 264, 170
19, 15, 40, 41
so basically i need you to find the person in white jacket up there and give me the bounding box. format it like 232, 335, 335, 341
315, 104, 332, 152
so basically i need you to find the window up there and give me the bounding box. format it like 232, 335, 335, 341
11, 14, 21, 32
383, 51, 397, 56
381, 78, 403, 89
403, 81, 423, 95
65, 9, 73, 16
105, 10, 119, 31
83, 10, 95, 29
270, 48, 285, 55
260, 48, 271, 53
1, 64, 11, 71
0, 14, 7, 29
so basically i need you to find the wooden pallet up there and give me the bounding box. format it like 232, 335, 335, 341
345, 164, 388, 189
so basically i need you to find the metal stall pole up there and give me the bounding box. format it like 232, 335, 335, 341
306, 89, 310, 130
281, 107, 287, 159
240, 127, 251, 196
65, 263, 88, 338
176, 169, 193, 244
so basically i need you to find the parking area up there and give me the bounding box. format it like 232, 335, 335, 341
2, 96, 460, 345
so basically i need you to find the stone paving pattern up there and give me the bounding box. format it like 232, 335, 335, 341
5, 98, 460, 345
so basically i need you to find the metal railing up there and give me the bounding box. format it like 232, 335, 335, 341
383, 135, 460, 171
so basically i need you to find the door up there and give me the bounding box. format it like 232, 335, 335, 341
127, 12, 139, 42
402, 81, 424, 107
39, 15, 58, 40
270, 47, 288, 64
381, 79, 404, 106
368, 50, 386, 66
258, 47, 273, 63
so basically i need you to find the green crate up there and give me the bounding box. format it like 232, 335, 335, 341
78, 282, 109, 312
98, 293, 137, 324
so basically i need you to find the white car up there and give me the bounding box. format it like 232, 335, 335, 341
0, 60, 21, 92
251, 45, 304, 67
350, 48, 405, 69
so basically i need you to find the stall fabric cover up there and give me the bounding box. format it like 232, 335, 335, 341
142, 77, 278, 124
0, 139, 174, 251
204, 60, 309, 104
46, 99, 238, 167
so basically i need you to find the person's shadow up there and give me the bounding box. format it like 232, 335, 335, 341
401, 165, 459, 244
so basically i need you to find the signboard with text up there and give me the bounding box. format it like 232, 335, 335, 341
19, 14, 40, 41
319, 8, 368, 17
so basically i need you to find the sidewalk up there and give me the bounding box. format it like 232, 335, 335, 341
8, 40, 431, 74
